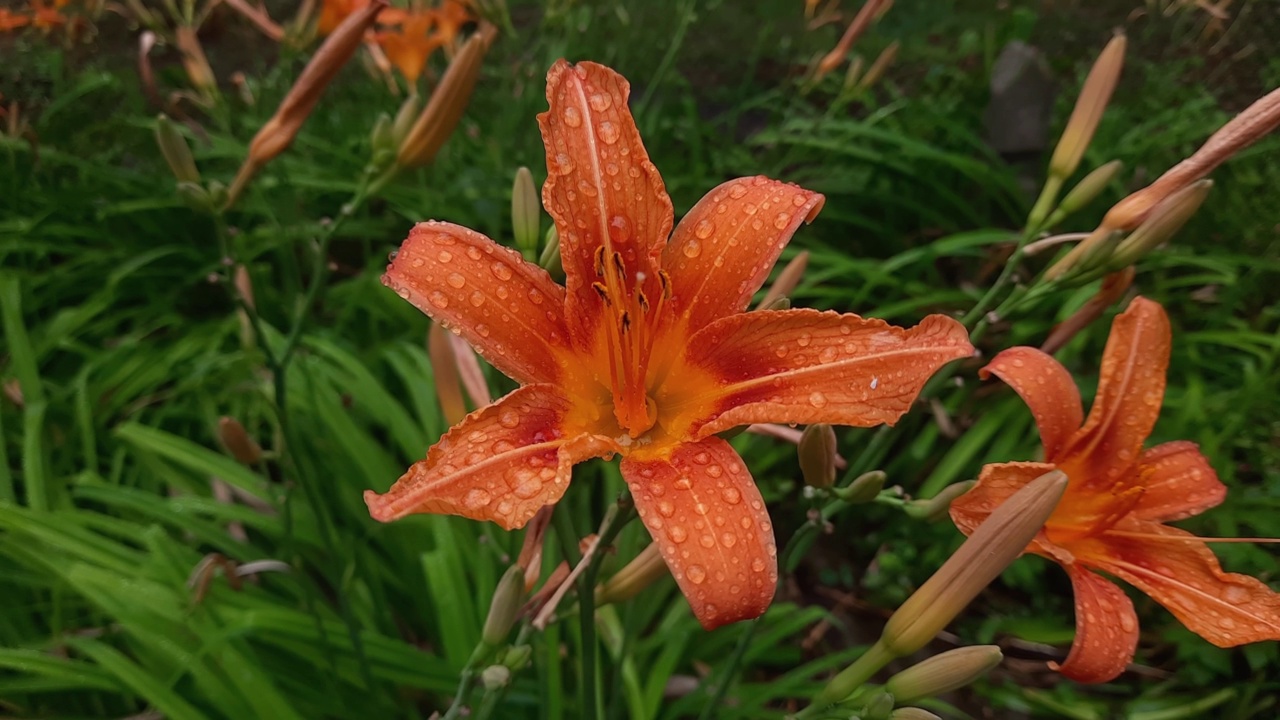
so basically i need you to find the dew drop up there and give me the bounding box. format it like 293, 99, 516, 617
667, 525, 688, 543
499, 410, 520, 428
808, 391, 828, 408
563, 106, 582, 127
476, 324, 490, 337
428, 291, 449, 308
694, 219, 714, 240
773, 212, 790, 230
446, 272, 466, 289
682, 239, 702, 258
514, 475, 543, 499
588, 93, 613, 111
598, 121, 620, 144
699, 534, 715, 548
706, 464, 723, 478
436, 250, 453, 263
721, 486, 741, 504
721, 533, 737, 548
819, 347, 837, 363
491, 263, 513, 280
469, 291, 485, 307
657, 500, 675, 518
554, 152, 574, 175
750, 558, 766, 573
462, 488, 492, 509
728, 184, 747, 199
686, 564, 707, 584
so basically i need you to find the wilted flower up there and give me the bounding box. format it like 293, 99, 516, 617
366, 60, 973, 629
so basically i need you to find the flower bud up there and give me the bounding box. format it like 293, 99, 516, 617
154, 114, 200, 184
859, 689, 894, 719
176, 181, 214, 213
502, 644, 532, 670
596, 543, 667, 605
482, 564, 525, 647
1048, 34, 1125, 182
890, 709, 942, 720
226, 1, 386, 208
798, 423, 838, 489
396, 22, 498, 169
512, 166, 541, 257
814, 0, 885, 80
884, 645, 1002, 704
218, 416, 263, 465
369, 112, 395, 154
1108, 180, 1212, 269
174, 27, 218, 100
757, 250, 809, 310
480, 664, 511, 690
1043, 225, 1121, 281
904, 481, 975, 523
539, 225, 563, 278
883, 469, 1066, 656
428, 322, 467, 426
1048, 160, 1123, 225
391, 94, 423, 144
834, 470, 886, 504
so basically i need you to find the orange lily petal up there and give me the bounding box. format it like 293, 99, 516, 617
949, 461, 1056, 538
620, 437, 777, 630
1051, 563, 1139, 684
684, 310, 973, 437
536, 59, 674, 352
1085, 522, 1280, 647
661, 176, 825, 334
382, 221, 571, 385
980, 346, 1084, 461
1063, 297, 1171, 485
365, 385, 617, 530
1130, 441, 1225, 522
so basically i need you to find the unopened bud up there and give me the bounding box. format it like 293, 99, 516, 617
757, 250, 809, 310
226, 1, 386, 208
482, 565, 525, 647
1043, 225, 1121, 281
428, 323, 467, 425
154, 114, 200, 183
890, 709, 942, 720
596, 543, 667, 605
883, 469, 1066, 656
1049, 160, 1123, 224
1109, 180, 1212, 269
480, 664, 511, 690
1049, 34, 1125, 181
798, 423, 838, 489
174, 27, 217, 99
218, 416, 263, 465
397, 23, 497, 169
814, 0, 885, 80
502, 644, 532, 670
176, 181, 213, 213
512, 166, 541, 256
539, 225, 563, 278
904, 481, 975, 522
834, 470, 886, 504
857, 41, 899, 91
884, 645, 1002, 704
370, 113, 394, 154
841, 55, 866, 92
391, 94, 422, 143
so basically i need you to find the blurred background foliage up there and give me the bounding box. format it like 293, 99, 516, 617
1, 0, 1278, 717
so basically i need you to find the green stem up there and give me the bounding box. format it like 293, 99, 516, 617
803, 639, 896, 715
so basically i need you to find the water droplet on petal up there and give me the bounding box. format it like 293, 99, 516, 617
469, 291, 485, 307
554, 152, 574, 175
446, 273, 466, 289
436, 250, 452, 263
429, 291, 449, 308
729, 184, 747, 199
808, 391, 828, 408
476, 324, 490, 337
750, 558, 766, 573
773, 212, 790, 230
694, 219, 714, 239
563, 106, 582, 127
598, 121, 620, 144
588, 93, 613, 111
721, 533, 737, 548
499, 410, 520, 428
667, 525, 688, 543
721, 487, 741, 504
682, 239, 702, 258
686, 564, 707, 584
491, 263, 513, 281
462, 488, 492, 509
657, 500, 675, 518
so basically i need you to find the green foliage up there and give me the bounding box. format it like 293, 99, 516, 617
2, 1, 1278, 718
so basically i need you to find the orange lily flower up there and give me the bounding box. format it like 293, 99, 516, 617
0, 8, 31, 31
365, 60, 974, 629
375, 7, 446, 84
951, 297, 1280, 682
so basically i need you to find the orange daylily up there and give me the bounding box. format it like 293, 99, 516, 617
365, 60, 973, 629
0, 8, 31, 31
317, 0, 368, 35
951, 297, 1280, 682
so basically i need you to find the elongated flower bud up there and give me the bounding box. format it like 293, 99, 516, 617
1051, 160, 1123, 222
154, 114, 200, 183
834, 470, 886, 504
539, 225, 563, 278
512, 166, 541, 257
883, 470, 1066, 656
428, 322, 467, 426
174, 27, 217, 99
218, 416, 263, 465
757, 250, 809, 310
815, 0, 886, 79
904, 481, 975, 522
396, 22, 498, 169
482, 564, 525, 647
226, 1, 386, 208
1109, 180, 1212, 269
1048, 35, 1125, 182
884, 645, 1002, 704
596, 543, 667, 605
798, 423, 838, 489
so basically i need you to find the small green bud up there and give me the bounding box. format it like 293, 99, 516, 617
884, 645, 1003, 704
512, 166, 541, 257
904, 481, 975, 522
798, 424, 838, 489
859, 689, 895, 720
834, 470, 886, 504
539, 225, 563, 279
370, 112, 394, 154
155, 114, 200, 184
480, 664, 511, 690
1051, 160, 1124, 223
176, 181, 213, 213
502, 644, 532, 670
482, 565, 525, 647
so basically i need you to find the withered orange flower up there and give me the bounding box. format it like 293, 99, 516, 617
366, 60, 973, 629
951, 297, 1280, 682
